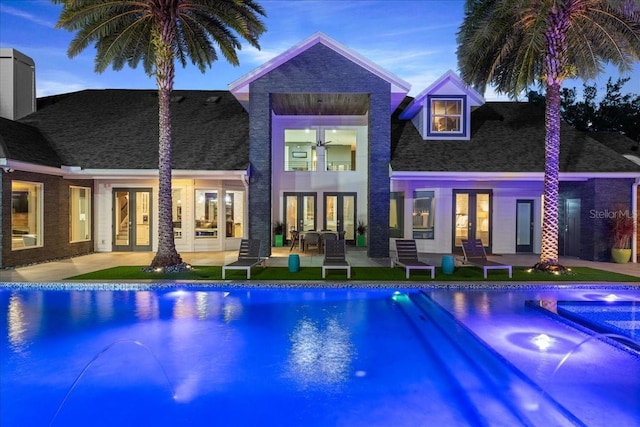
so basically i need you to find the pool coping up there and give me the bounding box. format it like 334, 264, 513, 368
1, 281, 639, 291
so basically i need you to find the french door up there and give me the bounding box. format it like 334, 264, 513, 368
563, 198, 581, 257
516, 200, 534, 252
453, 190, 492, 252
113, 188, 152, 251
284, 192, 317, 241
324, 192, 357, 243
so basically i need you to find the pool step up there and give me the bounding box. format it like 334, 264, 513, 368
394, 291, 585, 427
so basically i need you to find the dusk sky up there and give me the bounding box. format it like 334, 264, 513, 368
1, 0, 638, 100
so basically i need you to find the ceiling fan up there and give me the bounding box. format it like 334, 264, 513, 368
312, 99, 332, 147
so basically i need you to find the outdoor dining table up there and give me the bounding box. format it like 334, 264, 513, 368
295, 231, 339, 253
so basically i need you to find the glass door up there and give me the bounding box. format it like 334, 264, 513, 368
453, 190, 492, 252
516, 200, 534, 252
324, 192, 356, 242
113, 188, 152, 251
563, 198, 581, 257
284, 192, 317, 242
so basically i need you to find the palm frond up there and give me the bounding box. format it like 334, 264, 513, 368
457, 0, 640, 96
54, 0, 266, 74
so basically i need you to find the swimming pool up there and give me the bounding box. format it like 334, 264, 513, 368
1, 285, 639, 426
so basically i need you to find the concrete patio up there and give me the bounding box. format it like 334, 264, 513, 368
1, 246, 639, 283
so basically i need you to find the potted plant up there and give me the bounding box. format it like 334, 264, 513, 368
610, 208, 635, 263
356, 220, 367, 247
273, 220, 285, 247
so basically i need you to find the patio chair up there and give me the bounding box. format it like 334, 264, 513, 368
392, 239, 435, 279
460, 239, 512, 279
289, 229, 300, 252
222, 239, 265, 279
320, 231, 338, 253
322, 239, 351, 279
304, 232, 321, 253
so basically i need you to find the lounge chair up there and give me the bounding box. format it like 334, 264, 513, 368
322, 240, 351, 279
222, 239, 265, 279
392, 239, 435, 279
460, 239, 512, 278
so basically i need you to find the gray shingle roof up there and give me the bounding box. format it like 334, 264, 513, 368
5, 90, 638, 175
391, 100, 640, 173
0, 117, 63, 167
587, 131, 639, 156
18, 89, 249, 170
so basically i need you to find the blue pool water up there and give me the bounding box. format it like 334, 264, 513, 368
1, 285, 639, 426
556, 301, 639, 344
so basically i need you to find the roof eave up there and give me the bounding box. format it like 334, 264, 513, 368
2, 159, 65, 176
60, 167, 250, 180
390, 171, 640, 181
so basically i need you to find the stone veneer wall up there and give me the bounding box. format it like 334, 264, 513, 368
1, 170, 94, 268
0, 169, 3, 268
560, 178, 634, 262
248, 43, 391, 258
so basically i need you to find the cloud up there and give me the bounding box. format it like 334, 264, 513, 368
359, 47, 439, 69
36, 69, 94, 97
0, 4, 56, 28
37, 80, 86, 97
3, 44, 70, 60
238, 44, 284, 65
378, 23, 460, 38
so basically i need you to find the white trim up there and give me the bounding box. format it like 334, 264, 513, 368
399, 70, 484, 120
623, 154, 640, 166
229, 32, 411, 111
2, 159, 67, 176
390, 171, 640, 181
60, 168, 249, 180
0, 160, 249, 180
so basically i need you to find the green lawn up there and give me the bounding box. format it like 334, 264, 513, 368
65, 265, 639, 282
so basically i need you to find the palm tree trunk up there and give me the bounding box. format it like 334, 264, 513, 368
151, 20, 182, 268
540, 82, 561, 265
538, 6, 570, 268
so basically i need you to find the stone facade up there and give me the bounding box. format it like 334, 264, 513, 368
2, 170, 94, 268
248, 44, 391, 258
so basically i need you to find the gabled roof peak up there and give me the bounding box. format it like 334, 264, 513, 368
399, 70, 485, 119
229, 32, 411, 112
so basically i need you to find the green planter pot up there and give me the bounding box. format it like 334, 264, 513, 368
274, 235, 283, 247
356, 235, 366, 247
611, 248, 631, 263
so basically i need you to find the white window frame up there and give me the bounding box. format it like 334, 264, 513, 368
11, 180, 43, 250
412, 190, 435, 240
194, 189, 218, 238
429, 98, 463, 134
69, 185, 91, 243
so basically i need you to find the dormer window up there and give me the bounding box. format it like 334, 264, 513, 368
430, 97, 463, 134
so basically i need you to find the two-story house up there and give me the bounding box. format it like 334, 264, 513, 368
1, 33, 638, 269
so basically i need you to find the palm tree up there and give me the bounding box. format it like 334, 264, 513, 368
457, 0, 640, 271
54, 0, 266, 268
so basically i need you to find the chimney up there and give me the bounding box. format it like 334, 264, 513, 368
0, 48, 36, 120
